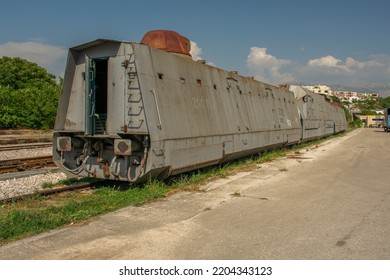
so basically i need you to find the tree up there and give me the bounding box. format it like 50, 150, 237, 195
0, 57, 57, 90
379, 96, 390, 109
0, 57, 61, 129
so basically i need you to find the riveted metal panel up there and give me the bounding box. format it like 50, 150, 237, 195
289, 85, 346, 141
170, 143, 223, 172
133, 43, 302, 171
106, 55, 126, 134
59, 40, 123, 132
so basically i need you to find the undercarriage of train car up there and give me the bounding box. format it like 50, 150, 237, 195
54, 133, 150, 182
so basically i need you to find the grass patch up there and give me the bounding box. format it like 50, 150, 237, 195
0, 132, 346, 245
231, 191, 241, 197
41, 177, 100, 189
0, 179, 169, 244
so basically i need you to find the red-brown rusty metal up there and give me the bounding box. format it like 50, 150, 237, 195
141, 30, 191, 57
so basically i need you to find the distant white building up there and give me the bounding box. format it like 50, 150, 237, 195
376, 109, 384, 115
333, 91, 379, 103
334, 91, 360, 103
303, 85, 333, 96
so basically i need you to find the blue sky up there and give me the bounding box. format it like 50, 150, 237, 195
1, 0, 390, 93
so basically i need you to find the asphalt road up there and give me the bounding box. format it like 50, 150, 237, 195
0, 128, 389, 259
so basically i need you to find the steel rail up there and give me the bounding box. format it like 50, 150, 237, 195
0, 182, 92, 204
0, 143, 52, 152
0, 155, 55, 174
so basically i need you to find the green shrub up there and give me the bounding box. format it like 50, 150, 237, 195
0, 57, 61, 129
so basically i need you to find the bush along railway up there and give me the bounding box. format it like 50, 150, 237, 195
53, 30, 347, 183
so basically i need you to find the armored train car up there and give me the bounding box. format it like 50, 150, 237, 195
53, 30, 347, 182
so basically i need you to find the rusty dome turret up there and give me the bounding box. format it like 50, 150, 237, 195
141, 30, 191, 57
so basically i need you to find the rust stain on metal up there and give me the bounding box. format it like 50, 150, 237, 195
102, 162, 110, 177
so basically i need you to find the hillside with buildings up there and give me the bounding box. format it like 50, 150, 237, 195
302, 84, 390, 128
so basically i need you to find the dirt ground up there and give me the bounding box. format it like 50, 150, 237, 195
0, 129, 52, 144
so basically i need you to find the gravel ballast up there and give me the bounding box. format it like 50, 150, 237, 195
0, 144, 68, 201
0, 147, 52, 160
0, 172, 67, 200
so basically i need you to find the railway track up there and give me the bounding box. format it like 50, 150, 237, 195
0, 155, 56, 174
0, 182, 92, 204
0, 142, 52, 152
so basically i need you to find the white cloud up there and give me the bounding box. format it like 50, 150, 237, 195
307, 55, 383, 73
299, 54, 390, 85
247, 47, 294, 84
308, 55, 348, 71
190, 41, 203, 61
345, 57, 383, 69
245, 46, 390, 88
0, 41, 67, 76
190, 41, 216, 66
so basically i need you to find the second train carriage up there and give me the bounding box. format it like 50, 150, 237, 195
289, 85, 346, 141
53, 30, 347, 182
